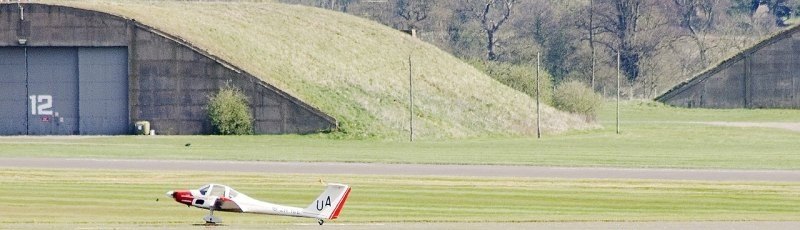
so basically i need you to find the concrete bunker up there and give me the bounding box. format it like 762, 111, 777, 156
657, 25, 800, 109
0, 3, 336, 135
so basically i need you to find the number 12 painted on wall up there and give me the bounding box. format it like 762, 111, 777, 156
29, 95, 53, 115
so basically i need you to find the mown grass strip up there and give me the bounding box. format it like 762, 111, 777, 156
0, 168, 798, 226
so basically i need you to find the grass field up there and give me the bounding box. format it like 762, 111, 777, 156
1, 168, 798, 227
1, 102, 798, 169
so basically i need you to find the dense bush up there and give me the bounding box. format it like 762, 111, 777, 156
207, 84, 253, 135
468, 60, 553, 104
553, 80, 603, 120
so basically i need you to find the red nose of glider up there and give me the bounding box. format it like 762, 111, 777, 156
167, 190, 193, 206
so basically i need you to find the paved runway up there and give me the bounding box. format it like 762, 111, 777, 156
1, 157, 798, 182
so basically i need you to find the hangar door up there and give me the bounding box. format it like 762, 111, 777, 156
0, 47, 128, 135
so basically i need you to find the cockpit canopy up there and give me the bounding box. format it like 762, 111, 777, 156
197, 184, 239, 199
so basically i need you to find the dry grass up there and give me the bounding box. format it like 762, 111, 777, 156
35, 0, 594, 139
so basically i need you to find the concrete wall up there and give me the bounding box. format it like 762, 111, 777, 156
657, 26, 800, 109
0, 3, 336, 134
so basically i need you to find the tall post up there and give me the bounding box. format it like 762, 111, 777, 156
589, 0, 595, 89
616, 52, 621, 135
408, 55, 413, 142
536, 52, 541, 139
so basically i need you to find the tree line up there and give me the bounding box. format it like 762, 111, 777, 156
281, 0, 798, 98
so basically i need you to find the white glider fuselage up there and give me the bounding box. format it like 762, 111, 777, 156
167, 183, 350, 224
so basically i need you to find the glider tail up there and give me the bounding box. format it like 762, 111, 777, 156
303, 183, 351, 220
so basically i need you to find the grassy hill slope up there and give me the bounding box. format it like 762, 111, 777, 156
43, 0, 593, 139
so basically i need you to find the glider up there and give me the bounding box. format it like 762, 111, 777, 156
166, 183, 351, 225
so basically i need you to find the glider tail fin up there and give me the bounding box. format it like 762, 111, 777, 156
303, 183, 351, 220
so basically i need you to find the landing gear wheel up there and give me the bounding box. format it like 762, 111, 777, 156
203, 215, 222, 224
203, 206, 222, 224
318, 219, 324, 225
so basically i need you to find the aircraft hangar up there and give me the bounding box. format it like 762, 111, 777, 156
0, 3, 336, 135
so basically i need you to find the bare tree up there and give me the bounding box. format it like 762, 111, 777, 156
463, 0, 517, 61
529, 1, 580, 85
672, 0, 719, 66
593, 0, 670, 83
572, 0, 597, 87
396, 0, 431, 30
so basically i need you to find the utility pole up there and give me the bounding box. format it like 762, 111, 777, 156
616, 52, 621, 135
536, 52, 541, 139
408, 55, 413, 142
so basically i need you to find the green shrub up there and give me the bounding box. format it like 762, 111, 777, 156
468, 60, 553, 104
207, 84, 253, 135
553, 80, 603, 120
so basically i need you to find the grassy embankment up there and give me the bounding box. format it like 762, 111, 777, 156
2, 101, 799, 169
1, 169, 798, 227
35, 0, 590, 139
